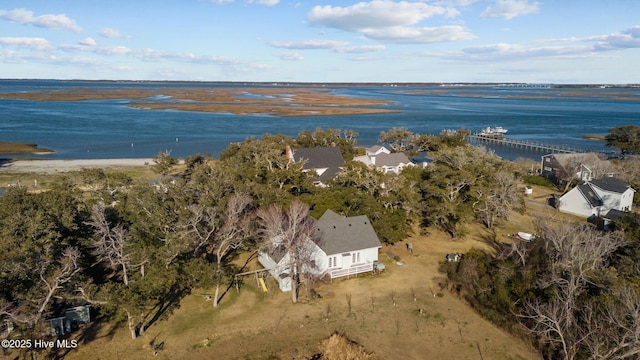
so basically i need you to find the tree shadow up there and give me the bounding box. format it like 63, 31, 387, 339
216, 251, 258, 305
142, 285, 190, 333
53, 316, 123, 359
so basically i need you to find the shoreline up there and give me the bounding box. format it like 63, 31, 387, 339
0, 158, 155, 173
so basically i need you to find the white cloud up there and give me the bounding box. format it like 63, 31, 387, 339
269, 39, 351, 50
99, 28, 126, 39
248, 0, 280, 5
0, 8, 83, 32
269, 39, 386, 53
308, 1, 458, 31
593, 26, 640, 51
363, 25, 475, 43
342, 44, 386, 53
135, 48, 242, 65
273, 52, 304, 61
439, 26, 640, 63
209, 0, 279, 5
78, 37, 97, 47
480, 0, 539, 20
0, 37, 51, 51
307, 1, 471, 44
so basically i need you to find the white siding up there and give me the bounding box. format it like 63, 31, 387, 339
558, 189, 598, 218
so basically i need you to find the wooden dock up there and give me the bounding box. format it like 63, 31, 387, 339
467, 133, 593, 154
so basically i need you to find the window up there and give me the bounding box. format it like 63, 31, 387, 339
357, 252, 361, 263
328, 257, 332, 268
352, 253, 356, 263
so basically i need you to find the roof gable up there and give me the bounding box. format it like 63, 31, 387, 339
312, 209, 381, 255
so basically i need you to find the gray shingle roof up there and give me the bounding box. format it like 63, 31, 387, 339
590, 177, 632, 194
292, 147, 344, 182
312, 209, 382, 255
375, 152, 412, 167
604, 209, 627, 221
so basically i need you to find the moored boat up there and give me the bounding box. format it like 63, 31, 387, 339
479, 126, 508, 138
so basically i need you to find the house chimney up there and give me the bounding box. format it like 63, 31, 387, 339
285, 145, 293, 160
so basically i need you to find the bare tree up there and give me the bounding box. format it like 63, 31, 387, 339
35, 247, 81, 325
179, 193, 253, 307
519, 221, 626, 360
209, 194, 253, 307
473, 171, 521, 229
257, 200, 316, 303
586, 286, 640, 359
87, 203, 140, 286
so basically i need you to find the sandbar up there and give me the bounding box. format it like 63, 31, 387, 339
0, 142, 55, 155
0, 158, 154, 173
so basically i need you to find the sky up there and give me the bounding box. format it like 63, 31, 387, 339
1, 0, 639, 83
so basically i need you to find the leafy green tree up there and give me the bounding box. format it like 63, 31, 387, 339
379, 127, 414, 153
605, 125, 640, 155
0, 187, 86, 332
295, 127, 358, 159
219, 135, 313, 204
152, 149, 178, 175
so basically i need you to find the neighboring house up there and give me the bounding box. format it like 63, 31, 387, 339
258, 209, 382, 292
286, 146, 344, 186
540, 153, 610, 184
558, 177, 635, 218
353, 145, 414, 174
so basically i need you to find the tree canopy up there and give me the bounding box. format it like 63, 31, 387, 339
605, 125, 640, 155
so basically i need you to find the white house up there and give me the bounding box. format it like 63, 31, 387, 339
353, 145, 414, 174
558, 177, 635, 218
258, 209, 382, 292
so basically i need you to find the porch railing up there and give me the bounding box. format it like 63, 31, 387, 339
329, 263, 374, 279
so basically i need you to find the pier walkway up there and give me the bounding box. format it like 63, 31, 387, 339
467, 133, 593, 154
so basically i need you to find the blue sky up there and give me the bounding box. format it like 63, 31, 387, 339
1, 1, 639, 83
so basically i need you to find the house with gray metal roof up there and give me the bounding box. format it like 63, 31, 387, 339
258, 209, 382, 292
558, 177, 635, 218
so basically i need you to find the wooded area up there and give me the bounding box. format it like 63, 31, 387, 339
1, 126, 639, 359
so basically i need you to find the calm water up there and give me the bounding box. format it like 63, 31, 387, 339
1, 80, 639, 161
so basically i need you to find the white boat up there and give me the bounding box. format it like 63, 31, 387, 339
517, 232, 534, 241
479, 126, 508, 138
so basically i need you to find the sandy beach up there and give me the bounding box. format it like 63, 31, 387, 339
0, 158, 155, 173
